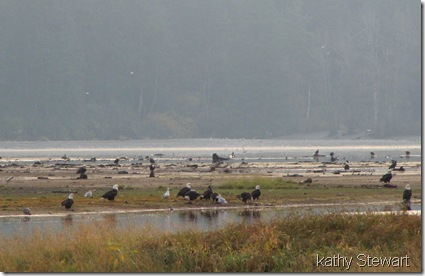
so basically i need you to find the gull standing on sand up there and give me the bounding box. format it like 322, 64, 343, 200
163, 188, 170, 199
217, 194, 228, 204
84, 190, 94, 198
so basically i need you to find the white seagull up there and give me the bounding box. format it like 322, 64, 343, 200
217, 194, 228, 204
163, 188, 170, 199
84, 190, 94, 198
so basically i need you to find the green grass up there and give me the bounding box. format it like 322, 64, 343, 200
218, 177, 299, 190
0, 175, 418, 212
0, 212, 421, 272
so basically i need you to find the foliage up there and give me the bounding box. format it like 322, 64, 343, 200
0, 213, 420, 272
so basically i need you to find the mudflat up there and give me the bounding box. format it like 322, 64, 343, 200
0, 157, 421, 216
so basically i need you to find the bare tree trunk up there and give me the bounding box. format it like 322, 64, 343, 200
203, 78, 210, 111
146, 66, 159, 116
306, 86, 311, 121
137, 87, 143, 117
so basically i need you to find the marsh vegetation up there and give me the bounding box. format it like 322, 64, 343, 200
0, 212, 420, 272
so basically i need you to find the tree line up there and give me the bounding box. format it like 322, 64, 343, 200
0, 0, 420, 140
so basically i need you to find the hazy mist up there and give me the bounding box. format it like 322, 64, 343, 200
0, 0, 420, 141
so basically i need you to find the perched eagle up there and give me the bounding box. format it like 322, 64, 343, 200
101, 185, 119, 201
177, 183, 192, 197
251, 185, 261, 200
61, 193, 74, 209
380, 172, 393, 183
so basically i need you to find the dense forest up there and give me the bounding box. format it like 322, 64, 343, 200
0, 0, 420, 141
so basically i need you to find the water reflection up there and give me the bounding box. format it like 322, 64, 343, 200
238, 209, 261, 218
178, 210, 198, 222
0, 204, 420, 238
61, 214, 73, 227
199, 210, 219, 221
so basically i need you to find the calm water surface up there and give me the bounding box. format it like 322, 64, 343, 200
0, 138, 421, 162
0, 203, 421, 238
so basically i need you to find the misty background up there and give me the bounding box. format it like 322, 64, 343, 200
0, 0, 420, 141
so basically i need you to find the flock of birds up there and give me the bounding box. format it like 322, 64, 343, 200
162, 183, 261, 205
59, 184, 119, 211
22, 162, 262, 216
22, 182, 261, 216
19, 149, 413, 216
22, 182, 120, 215
313, 149, 408, 185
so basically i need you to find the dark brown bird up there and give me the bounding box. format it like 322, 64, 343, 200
237, 192, 252, 204
380, 172, 393, 183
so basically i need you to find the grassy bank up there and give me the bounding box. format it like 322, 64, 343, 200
0, 212, 420, 272
2, 175, 418, 215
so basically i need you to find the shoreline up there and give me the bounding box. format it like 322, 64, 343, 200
0, 200, 420, 219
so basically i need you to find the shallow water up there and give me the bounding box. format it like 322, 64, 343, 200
0, 138, 421, 163
0, 203, 420, 238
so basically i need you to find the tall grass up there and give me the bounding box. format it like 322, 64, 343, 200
0, 213, 420, 272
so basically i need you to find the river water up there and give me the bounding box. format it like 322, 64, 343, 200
0, 138, 421, 162
0, 203, 421, 238
0, 138, 421, 237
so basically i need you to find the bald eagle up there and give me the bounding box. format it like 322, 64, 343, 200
201, 185, 213, 200
380, 172, 393, 183
177, 183, 192, 197
76, 167, 86, 175
237, 192, 252, 204
211, 192, 219, 202
344, 163, 350, 171
61, 193, 74, 209
251, 185, 261, 200
101, 185, 119, 201
389, 160, 397, 170
184, 190, 201, 203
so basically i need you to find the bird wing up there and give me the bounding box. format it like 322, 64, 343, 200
102, 189, 116, 198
